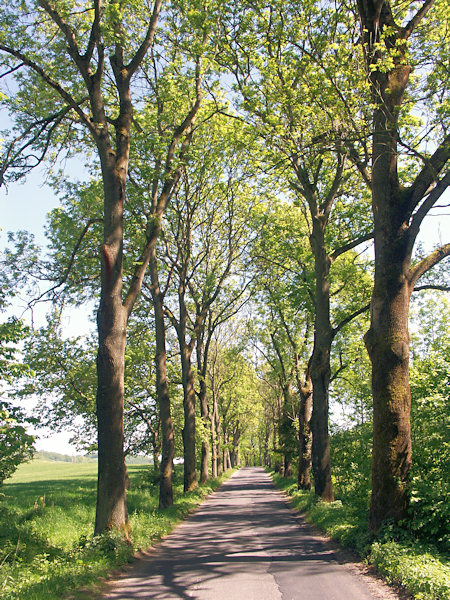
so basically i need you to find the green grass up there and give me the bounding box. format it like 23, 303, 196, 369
268, 471, 450, 600
0, 459, 233, 600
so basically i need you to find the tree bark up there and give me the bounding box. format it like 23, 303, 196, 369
298, 373, 313, 490
213, 389, 221, 476
95, 295, 129, 535
95, 134, 130, 536
180, 340, 197, 491
199, 390, 210, 483
149, 249, 174, 509
197, 333, 210, 483
309, 217, 334, 501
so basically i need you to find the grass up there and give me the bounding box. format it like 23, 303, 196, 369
0, 459, 233, 600
268, 471, 450, 600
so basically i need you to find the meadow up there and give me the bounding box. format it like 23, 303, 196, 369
0, 459, 231, 600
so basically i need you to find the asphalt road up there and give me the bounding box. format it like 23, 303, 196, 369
102, 468, 393, 600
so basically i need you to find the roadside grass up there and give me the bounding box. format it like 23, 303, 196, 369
0, 460, 233, 600
269, 471, 450, 600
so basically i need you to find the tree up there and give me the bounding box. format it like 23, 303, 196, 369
20, 312, 162, 464
208, 339, 261, 470
161, 113, 258, 488
0, 0, 216, 533
1, 0, 161, 536
409, 293, 450, 551
250, 201, 314, 484
355, 0, 450, 531
0, 319, 34, 485
221, 1, 373, 500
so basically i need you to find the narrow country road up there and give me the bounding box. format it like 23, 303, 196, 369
102, 468, 397, 600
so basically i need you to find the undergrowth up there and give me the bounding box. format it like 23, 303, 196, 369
269, 471, 450, 600
0, 461, 233, 600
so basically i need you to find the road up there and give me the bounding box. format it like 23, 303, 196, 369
102, 468, 397, 600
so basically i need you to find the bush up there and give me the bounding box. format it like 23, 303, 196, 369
369, 541, 450, 600
0, 407, 34, 485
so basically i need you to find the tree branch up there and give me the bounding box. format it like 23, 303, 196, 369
333, 302, 370, 337
126, 0, 162, 78
408, 171, 450, 252
408, 243, 450, 291
331, 232, 373, 261
413, 284, 450, 293
401, 0, 436, 40
405, 134, 450, 216
0, 45, 94, 134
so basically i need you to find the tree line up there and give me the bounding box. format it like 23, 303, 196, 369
0, 0, 448, 541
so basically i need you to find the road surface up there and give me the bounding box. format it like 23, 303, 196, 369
102, 468, 397, 600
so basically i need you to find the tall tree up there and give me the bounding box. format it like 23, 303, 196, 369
0, 0, 211, 533
162, 117, 257, 489
221, 1, 373, 500
355, 0, 450, 531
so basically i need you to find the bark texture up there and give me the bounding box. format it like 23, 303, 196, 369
309, 214, 334, 501
297, 373, 313, 490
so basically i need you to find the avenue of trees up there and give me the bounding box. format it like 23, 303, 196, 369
0, 0, 448, 547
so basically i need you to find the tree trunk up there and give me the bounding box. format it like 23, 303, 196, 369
224, 448, 232, 471
211, 413, 217, 478
214, 392, 222, 476
365, 269, 412, 530
149, 249, 175, 509
309, 220, 334, 501
365, 60, 414, 530
180, 344, 197, 491
95, 160, 130, 536
95, 306, 129, 536
298, 375, 313, 490
197, 336, 210, 483
356, 2, 416, 531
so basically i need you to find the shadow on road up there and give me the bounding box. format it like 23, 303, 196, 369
102, 469, 374, 600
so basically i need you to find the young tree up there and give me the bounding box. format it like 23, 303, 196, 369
355, 0, 450, 531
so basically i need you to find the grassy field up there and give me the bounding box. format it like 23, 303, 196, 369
0, 459, 232, 600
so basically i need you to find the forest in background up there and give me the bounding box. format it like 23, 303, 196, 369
0, 2, 448, 591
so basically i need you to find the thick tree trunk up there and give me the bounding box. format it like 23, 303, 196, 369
95, 307, 129, 535
309, 220, 334, 501
310, 355, 333, 500
356, 2, 416, 531
95, 161, 130, 536
365, 80, 413, 530
298, 375, 313, 490
365, 269, 412, 530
